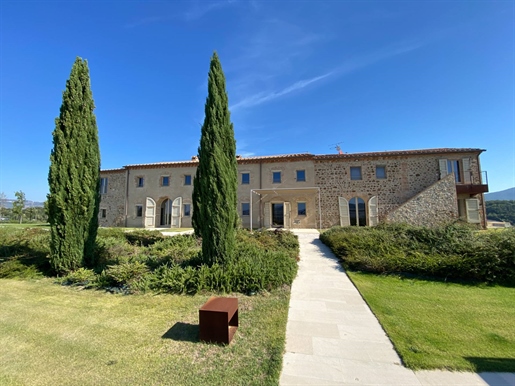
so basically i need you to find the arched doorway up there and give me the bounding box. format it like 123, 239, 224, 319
160, 199, 172, 226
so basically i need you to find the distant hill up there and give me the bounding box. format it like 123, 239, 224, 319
0, 199, 45, 209
485, 187, 515, 201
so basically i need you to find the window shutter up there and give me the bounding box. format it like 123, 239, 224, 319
465, 199, 480, 223
284, 202, 291, 229
145, 197, 156, 227
462, 158, 471, 183
264, 202, 271, 228
439, 159, 448, 179
172, 197, 182, 228
339, 197, 350, 227
368, 196, 378, 226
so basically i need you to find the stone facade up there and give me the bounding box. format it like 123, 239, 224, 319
99, 148, 488, 229
386, 174, 458, 226
98, 169, 126, 227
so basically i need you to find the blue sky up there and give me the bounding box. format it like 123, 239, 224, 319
0, 1, 513, 202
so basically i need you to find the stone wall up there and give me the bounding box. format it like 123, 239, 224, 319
99, 170, 126, 227
314, 154, 441, 228
386, 174, 458, 226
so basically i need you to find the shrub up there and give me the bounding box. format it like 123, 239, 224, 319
104, 261, 149, 286
61, 268, 97, 286
321, 224, 515, 285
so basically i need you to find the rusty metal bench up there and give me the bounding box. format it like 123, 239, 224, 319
199, 297, 238, 344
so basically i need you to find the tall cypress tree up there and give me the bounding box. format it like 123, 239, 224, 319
192, 52, 238, 266
48, 57, 100, 273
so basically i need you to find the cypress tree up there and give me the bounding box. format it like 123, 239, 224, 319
192, 52, 238, 266
48, 57, 101, 273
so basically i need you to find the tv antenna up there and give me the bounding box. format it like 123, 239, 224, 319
330, 142, 343, 154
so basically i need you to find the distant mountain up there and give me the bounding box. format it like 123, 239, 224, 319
485, 187, 515, 201
0, 199, 45, 209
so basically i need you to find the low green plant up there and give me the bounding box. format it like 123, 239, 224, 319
321, 223, 515, 284
61, 268, 97, 286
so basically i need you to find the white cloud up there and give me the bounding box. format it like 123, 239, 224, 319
230, 40, 423, 111
231, 71, 333, 110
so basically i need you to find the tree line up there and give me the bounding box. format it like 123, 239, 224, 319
486, 200, 515, 224
0, 191, 48, 223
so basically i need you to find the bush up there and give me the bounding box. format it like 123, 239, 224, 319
61, 268, 97, 286
321, 224, 515, 285
0, 226, 300, 295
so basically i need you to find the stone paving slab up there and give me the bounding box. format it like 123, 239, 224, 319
280, 230, 514, 386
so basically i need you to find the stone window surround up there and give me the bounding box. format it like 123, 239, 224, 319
296, 169, 306, 182
136, 176, 144, 188
241, 202, 250, 216
350, 167, 362, 180
161, 175, 170, 187
136, 205, 143, 217
272, 170, 281, 184
241, 172, 250, 185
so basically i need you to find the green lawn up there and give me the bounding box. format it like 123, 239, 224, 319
348, 272, 515, 372
0, 279, 289, 386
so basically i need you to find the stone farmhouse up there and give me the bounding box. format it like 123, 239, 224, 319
99, 147, 489, 230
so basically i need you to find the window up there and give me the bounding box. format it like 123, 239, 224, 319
137, 177, 144, 187
272, 171, 281, 183
100, 209, 107, 218
376, 166, 386, 179
297, 202, 306, 216
241, 173, 250, 184
350, 167, 362, 180
349, 197, 366, 226
161, 176, 170, 186
100, 177, 108, 194
242, 203, 250, 216
447, 160, 461, 183
136, 205, 143, 217
296, 170, 306, 182
183, 204, 191, 217
184, 175, 192, 185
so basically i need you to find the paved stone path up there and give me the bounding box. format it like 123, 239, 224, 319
280, 230, 515, 386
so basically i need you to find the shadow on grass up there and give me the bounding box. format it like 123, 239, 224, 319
162, 322, 199, 342
464, 357, 515, 373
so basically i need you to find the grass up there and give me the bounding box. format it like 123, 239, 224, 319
0, 278, 290, 386
0, 223, 49, 228
348, 272, 515, 372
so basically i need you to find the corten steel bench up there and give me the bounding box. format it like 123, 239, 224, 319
199, 297, 238, 344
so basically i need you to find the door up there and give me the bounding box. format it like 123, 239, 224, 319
272, 203, 284, 227
160, 199, 172, 226
264, 202, 271, 228
284, 202, 291, 229
339, 197, 350, 226
145, 197, 156, 228
171, 197, 182, 228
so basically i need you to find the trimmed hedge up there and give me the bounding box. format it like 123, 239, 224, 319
320, 223, 515, 285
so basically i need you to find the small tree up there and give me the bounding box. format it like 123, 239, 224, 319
0, 192, 6, 220
48, 57, 101, 273
192, 52, 238, 266
12, 191, 25, 224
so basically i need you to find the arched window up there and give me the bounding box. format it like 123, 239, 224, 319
349, 197, 366, 226
161, 199, 172, 226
